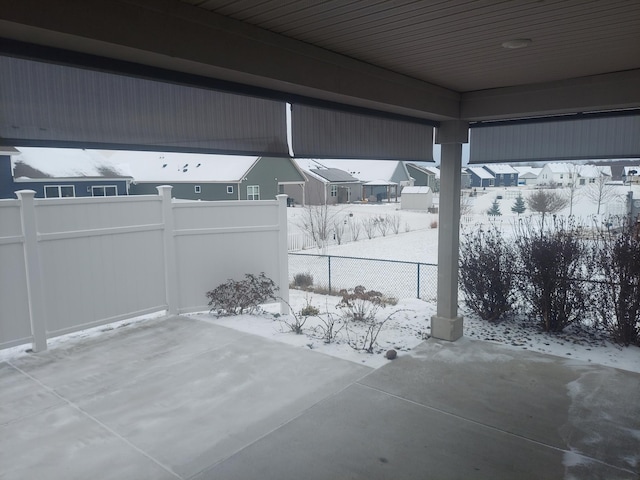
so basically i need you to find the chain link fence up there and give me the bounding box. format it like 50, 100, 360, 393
289, 253, 438, 301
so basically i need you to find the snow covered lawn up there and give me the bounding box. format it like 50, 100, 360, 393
191, 288, 640, 373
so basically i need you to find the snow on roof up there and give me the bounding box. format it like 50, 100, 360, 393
103, 150, 259, 182
467, 166, 494, 179
579, 165, 612, 177
513, 166, 542, 176
402, 186, 432, 194
407, 163, 440, 178
12, 147, 132, 179
543, 163, 576, 174
310, 168, 359, 183
483, 164, 518, 174
299, 159, 401, 182
623, 166, 640, 175
364, 179, 396, 186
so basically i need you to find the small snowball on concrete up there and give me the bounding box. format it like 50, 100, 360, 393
385, 349, 397, 360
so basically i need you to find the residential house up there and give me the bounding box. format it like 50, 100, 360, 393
622, 166, 640, 184
577, 165, 612, 186
312, 159, 412, 202
461, 168, 472, 189
513, 166, 542, 186
406, 163, 440, 192
0, 147, 132, 199
483, 164, 519, 187
537, 163, 612, 187
467, 166, 495, 188
286, 159, 361, 205
107, 151, 306, 201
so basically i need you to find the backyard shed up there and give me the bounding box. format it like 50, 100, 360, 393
401, 186, 433, 210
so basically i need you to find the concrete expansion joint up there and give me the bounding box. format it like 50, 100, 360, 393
353, 382, 633, 475
6, 360, 183, 479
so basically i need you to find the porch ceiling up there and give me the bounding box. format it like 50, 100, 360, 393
1, 0, 639, 123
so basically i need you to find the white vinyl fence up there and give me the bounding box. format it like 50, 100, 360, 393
0, 186, 288, 352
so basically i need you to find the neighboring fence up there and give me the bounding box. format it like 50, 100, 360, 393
289, 253, 438, 301
0, 187, 288, 352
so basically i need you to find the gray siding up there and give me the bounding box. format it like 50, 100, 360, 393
242, 156, 305, 200
129, 182, 237, 200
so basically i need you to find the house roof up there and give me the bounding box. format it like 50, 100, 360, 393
513, 166, 543, 176
12, 147, 133, 180
309, 168, 359, 183
303, 159, 405, 183
467, 166, 494, 180
406, 163, 440, 178
103, 150, 259, 182
402, 186, 432, 194
483, 164, 518, 175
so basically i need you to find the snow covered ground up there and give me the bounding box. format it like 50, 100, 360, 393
196, 185, 639, 372
2, 185, 638, 374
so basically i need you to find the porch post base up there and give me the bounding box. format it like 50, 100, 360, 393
430, 315, 464, 341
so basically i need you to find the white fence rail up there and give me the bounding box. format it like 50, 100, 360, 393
0, 187, 288, 352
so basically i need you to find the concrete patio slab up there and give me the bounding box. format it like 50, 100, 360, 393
1, 316, 639, 479
0, 315, 371, 480
202, 338, 640, 480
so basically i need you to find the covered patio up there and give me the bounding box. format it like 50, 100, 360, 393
2, 315, 639, 479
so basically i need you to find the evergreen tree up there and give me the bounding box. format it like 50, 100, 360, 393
511, 194, 526, 215
487, 199, 502, 216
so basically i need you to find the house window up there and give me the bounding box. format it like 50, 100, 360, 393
330, 185, 338, 197
579, 179, 586, 186
44, 185, 75, 198
91, 185, 118, 197
194, 185, 201, 194
247, 185, 260, 200
227, 185, 234, 194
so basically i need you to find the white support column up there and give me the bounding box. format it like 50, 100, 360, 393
16, 190, 48, 352
431, 121, 468, 341
276, 194, 290, 315
157, 186, 179, 315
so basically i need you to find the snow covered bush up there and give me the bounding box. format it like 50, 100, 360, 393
206, 273, 277, 316
592, 218, 640, 346
459, 224, 516, 322
514, 217, 592, 332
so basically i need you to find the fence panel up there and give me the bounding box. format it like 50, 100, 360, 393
0, 200, 32, 349
1, 188, 288, 352
173, 200, 283, 313
289, 253, 437, 301
35, 196, 167, 337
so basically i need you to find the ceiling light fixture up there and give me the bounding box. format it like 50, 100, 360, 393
502, 38, 532, 49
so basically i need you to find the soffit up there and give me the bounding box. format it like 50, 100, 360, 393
181, 0, 640, 93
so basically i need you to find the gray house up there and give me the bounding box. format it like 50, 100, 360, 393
286, 159, 361, 205
483, 164, 519, 187
406, 163, 440, 192
0, 147, 132, 199
108, 151, 306, 201
315, 159, 412, 202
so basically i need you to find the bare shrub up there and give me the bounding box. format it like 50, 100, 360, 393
592, 218, 640, 346
345, 311, 405, 353
207, 273, 277, 316
376, 216, 389, 237
349, 218, 361, 242
514, 217, 592, 332
337, 285, 388, 322
459, 225, 515, 321
388, 214, 401, 234
292, 272, 313, 289
311, 311, 345, 344
296, 204, 335, 254
362, 218, 377, 239
460, 194, 473, 216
